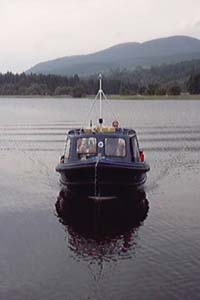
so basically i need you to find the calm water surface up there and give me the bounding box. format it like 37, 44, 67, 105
0, 98, 200, 300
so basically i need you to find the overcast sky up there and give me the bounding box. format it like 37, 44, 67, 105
1, 0, 200, 73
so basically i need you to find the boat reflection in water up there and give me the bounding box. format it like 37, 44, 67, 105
55, 188, 149, 260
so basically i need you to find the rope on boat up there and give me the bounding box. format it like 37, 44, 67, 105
82, 93, 99, 128
101, 90, 118, 123
94, 156, 100, 197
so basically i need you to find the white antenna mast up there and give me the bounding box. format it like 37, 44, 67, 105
83, 73, 118, 129
99, 74, 102, 119
98, 74, 103, 131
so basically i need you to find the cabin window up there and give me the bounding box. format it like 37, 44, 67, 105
77, 137, 97, 158
131, 137, 140, 161
64, 138, 71, 159
105, 138, 126, 157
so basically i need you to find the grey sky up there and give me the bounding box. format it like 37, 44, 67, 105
1, 0, 200, 73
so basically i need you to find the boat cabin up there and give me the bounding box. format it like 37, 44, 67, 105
61, 127, 144, 163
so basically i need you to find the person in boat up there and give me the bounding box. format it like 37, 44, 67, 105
77, 138, 86, 154
77, 137, 96, 159
112, 120, 119, 130
105, 137, 126, 157
117, 138, 126, 156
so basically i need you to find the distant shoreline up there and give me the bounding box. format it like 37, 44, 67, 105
0, 94, 200, 100
107, 94, 200, 100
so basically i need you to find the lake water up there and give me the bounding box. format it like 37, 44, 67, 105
0, 97, 200, 300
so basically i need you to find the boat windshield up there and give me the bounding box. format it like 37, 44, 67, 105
77, 137, 97, 158
105, 138, 126, 157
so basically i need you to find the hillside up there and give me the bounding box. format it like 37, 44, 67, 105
26, 36, 200, 76
2, 58, 200, 96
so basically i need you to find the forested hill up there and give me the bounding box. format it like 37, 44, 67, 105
26, 36, 200, 76
1, 59, 200, 96
0, 60, 200, 97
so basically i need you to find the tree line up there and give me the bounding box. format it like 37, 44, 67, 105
1, 59, 200, 97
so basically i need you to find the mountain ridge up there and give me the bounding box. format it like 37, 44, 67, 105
26, 35, 200, 76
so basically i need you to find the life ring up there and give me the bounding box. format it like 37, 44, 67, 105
112, 120, 119, 129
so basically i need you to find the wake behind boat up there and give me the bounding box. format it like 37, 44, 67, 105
56, 75, 150, 198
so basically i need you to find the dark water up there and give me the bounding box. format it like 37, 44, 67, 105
0, 97, 200, 300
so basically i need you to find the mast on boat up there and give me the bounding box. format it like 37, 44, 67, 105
97, 74, 104, 131
87, 74, 117, 131
99, 74, 103, 121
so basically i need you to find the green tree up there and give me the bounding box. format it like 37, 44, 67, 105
71, 84, 85, 98
146, 84, 159, 95
167, 85, 181, 95
187, 73, 200, 94
55, 86, 71, 95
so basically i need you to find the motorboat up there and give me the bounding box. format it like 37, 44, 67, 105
56, 75, 150, 198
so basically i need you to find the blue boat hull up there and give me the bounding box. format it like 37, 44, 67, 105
56, 159, 150, 196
